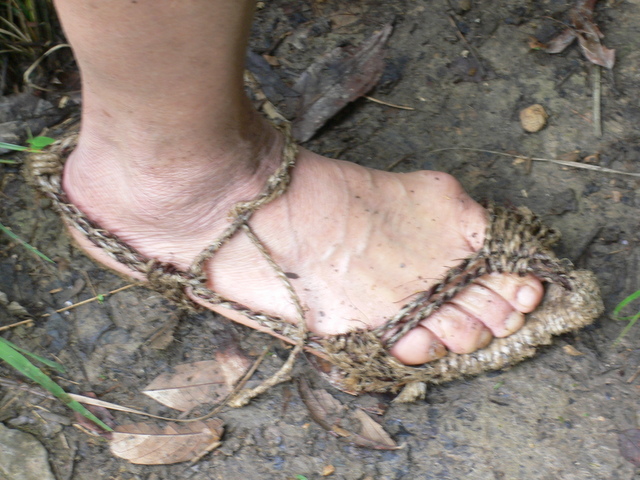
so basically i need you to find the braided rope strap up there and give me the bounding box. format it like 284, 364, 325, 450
26, 127, 604, 399
26, 124, 308, 345
312, 206, 604, 394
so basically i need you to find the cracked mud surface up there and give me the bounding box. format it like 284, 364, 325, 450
1, 1, 639, 479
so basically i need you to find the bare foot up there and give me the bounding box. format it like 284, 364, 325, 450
62, 120, 543, 366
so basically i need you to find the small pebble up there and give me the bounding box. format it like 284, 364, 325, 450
520, 104, 548, 133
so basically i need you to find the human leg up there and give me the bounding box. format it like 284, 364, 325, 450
51, 0, 543, 366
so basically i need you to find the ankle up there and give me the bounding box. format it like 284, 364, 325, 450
61, 114, 286, 243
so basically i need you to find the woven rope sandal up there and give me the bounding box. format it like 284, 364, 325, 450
26, 123, 604, 404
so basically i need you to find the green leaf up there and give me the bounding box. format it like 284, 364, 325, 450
0, 337, 65, 373
0, 159, 19, 164
26, 136, 55, 151
0, 222, 55, 264
0, 340, 113, 432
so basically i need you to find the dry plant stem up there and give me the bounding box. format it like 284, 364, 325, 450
40, 283, 136, 317
228, 342, 304, 408
364, 96, 415, 110
627, 367, 640, 384
448, 14, 485, 77
427, 147, 640, 178
0, 318, 34, 332
593, 65, 602, 137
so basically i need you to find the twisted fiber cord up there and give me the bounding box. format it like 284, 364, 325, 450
26, 125, 603, 396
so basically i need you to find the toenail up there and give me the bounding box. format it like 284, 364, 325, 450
504, 311, 524, 335
516, 285, 538, 310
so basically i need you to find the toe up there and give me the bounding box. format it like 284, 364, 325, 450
389, 326, 447, 366
420, 304, 493, 354
475, 273, 544, 313
447, 283, 522, 338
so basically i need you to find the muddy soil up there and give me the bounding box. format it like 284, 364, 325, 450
1, 1, 639, 479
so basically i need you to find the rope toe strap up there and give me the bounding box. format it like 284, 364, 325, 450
313, 206, 603, 394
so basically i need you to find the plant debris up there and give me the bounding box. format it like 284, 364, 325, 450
143, 346, 252, 412
291, 24, 393, 142
109, 420, 224, 465
618, 429, 640, 467
539, 0, 615, 69
298, 378, 399, 450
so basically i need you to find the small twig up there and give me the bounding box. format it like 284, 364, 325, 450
41, 284, 136, 317
448, 15, 485, 78
0, 318, 34, 332
627, 366, 640, 384
365, 96, 415, 111
427, 147, 640, 178
593, 65, 602, 137
385, 155, 412, 172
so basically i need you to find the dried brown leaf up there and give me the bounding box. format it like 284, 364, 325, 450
575, 33, 615, 69
352, 409, 397, 449
543, 0, 615, 68
544, 29, 577, 54
143, 348, 251, 412
298, 379, 399, 450
292, 24, 393, 142
110, 419, 224, 465
562, 345, 584, 356
298, 377, 346, 430
618, 429, 640, 467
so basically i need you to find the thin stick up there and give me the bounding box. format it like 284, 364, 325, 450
0, 318, 33, 332
627, 366, 640, 384
365, 96, 415, 111
427, 147, 640, 178
41, 284, 136, 317
593, 65, 602, 137
448, 15, 485, 78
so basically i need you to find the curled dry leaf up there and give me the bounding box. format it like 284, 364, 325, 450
110, 419, 224, 465
618, 429, 640, 467
143, 347, 252, 412
298, 378, 399, 450
292, 24, 393, 142
540, 0, 615, 69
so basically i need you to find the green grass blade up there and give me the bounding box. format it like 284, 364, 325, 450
0, 337, 65, 373
0, 222, 55, 263
0, 159, 19, 164
0, 340, 113, 432
0, 141, 28, 151
613, 311, 640, 345
612, 290, 640, 319
611, 290, 640, 343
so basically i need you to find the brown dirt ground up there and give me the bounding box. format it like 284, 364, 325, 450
1, 1, 639, 479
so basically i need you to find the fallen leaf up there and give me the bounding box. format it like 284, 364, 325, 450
544, 29, 578, 54
291, 24, 393, 142
143, 347, 252, 412
110, 420, 224, 465
352, 409, 397, 449
562, 345, 584, 356
298, 378, 399, 450
618, 429, 640, 467
541, 0, 615, 69
322, 464, 336, 476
